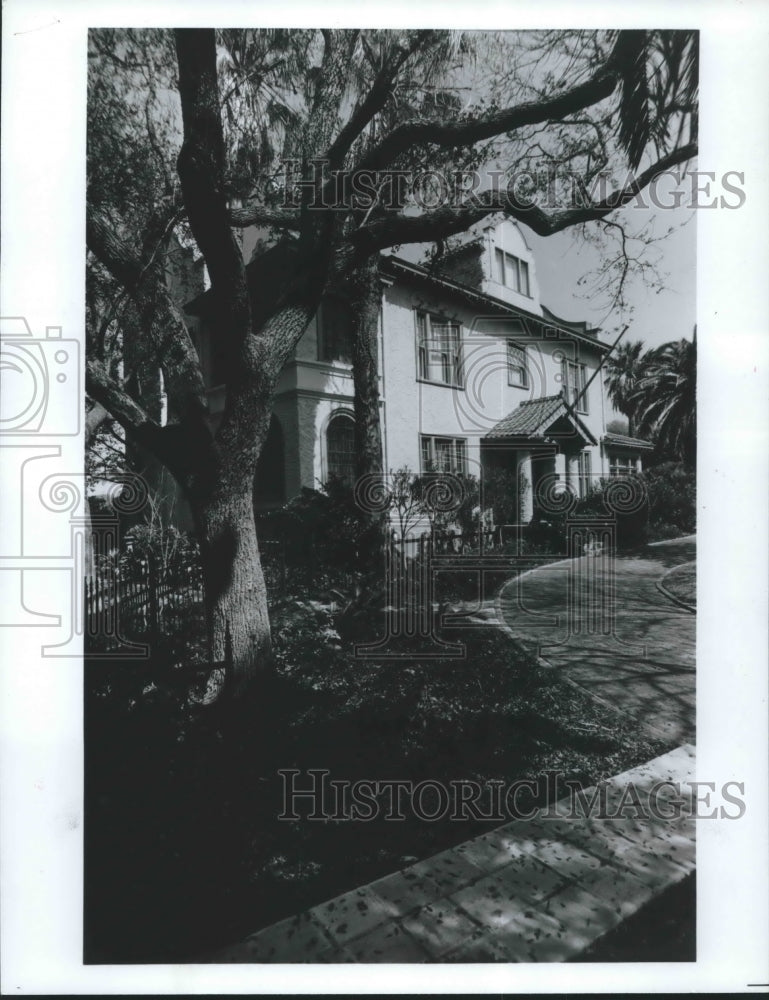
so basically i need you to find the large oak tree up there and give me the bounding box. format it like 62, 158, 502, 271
86, 28, 698, 693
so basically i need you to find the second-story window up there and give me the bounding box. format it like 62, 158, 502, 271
507, 341, 529, 388
416, 310, 462, 387
562, 359, 589, 414
494, 249, 530, 296
318, 295, 353, 363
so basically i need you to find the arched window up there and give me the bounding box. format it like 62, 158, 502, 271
326, 412, 356, 486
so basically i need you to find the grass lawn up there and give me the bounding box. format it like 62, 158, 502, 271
660, 560, 696, 606
84, 599, 672, 964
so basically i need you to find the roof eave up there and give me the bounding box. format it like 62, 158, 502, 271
381, 256, 610, 352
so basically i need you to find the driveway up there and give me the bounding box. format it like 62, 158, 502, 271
497, 536, 696, 744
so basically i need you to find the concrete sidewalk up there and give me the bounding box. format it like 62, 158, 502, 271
204, 744, 696, 963
496, 537, 696, 743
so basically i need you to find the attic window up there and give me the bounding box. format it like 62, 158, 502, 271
494, 249, 530, 297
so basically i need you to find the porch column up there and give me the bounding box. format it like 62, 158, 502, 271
565, 453, 578, 492
518, 450, 533, 522
554, 451, 567, 485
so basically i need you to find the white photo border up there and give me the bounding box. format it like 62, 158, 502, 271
1, 0, 768, 993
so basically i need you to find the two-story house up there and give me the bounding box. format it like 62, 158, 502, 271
181, 217, 651, 530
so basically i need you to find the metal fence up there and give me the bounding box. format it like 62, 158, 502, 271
393, 524, 530, 558
84, 540, 286, 652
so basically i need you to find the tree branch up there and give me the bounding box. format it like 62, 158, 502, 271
341, 142, 697, 264
86, 210, 209, 427
324, 31, 439, 171
85, 399, 111, 448
86, 357, 162, 450
175, 29, 252, 349
228, 204, 301, 228
354, 50, 622, 175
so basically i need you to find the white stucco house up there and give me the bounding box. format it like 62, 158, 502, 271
180, 217, 652, 528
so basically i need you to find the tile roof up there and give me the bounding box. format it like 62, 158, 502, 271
603, 432, 655, 450
486, 395, 566, 438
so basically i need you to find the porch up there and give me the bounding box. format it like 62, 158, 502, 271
481, 394, 598, 522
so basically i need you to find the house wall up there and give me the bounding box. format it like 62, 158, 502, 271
480, 219, 543, 314
281, 220, 611, 510
379, 280, 608, 484
173, 221, 619, 532
272, 354, 357, 495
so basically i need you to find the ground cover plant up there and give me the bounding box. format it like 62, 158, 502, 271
85, 598, 668, 963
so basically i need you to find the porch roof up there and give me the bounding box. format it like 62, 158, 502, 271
486, 394, 597, 445
603, 432, 655, 451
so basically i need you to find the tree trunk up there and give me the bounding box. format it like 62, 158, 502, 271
188, 303, 319, 700
193, 485, 272, 699
347, 257, 388, 568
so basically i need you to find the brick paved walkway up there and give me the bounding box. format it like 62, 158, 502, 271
204, 744, 696, 963
496, 537, 696, 743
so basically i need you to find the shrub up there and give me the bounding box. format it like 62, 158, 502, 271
258, 478, 365, 585
643, 462, 696, 537
482, 465, 529, 526
527, 477, 649, 554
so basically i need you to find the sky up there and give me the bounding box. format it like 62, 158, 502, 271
526, 203, 697, 352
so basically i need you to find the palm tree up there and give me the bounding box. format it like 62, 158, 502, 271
612, 29, 698, 171
603, 338, 647, 436
630, 332, 696, 469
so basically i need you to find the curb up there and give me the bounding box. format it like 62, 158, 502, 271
655, 559, 696, 614
655, 579, 696, 614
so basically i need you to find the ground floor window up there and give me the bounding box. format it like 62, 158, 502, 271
326, 412, 356, 485
609, 454, 636, 477
420, 435, 467, 475
577, 449, 592, 498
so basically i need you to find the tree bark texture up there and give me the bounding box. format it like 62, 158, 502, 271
347, 257, 388, 570
192, 484, 272, 695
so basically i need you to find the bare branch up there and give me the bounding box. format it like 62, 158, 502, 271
354, 49, 622, 175
324, 31, 439, 171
